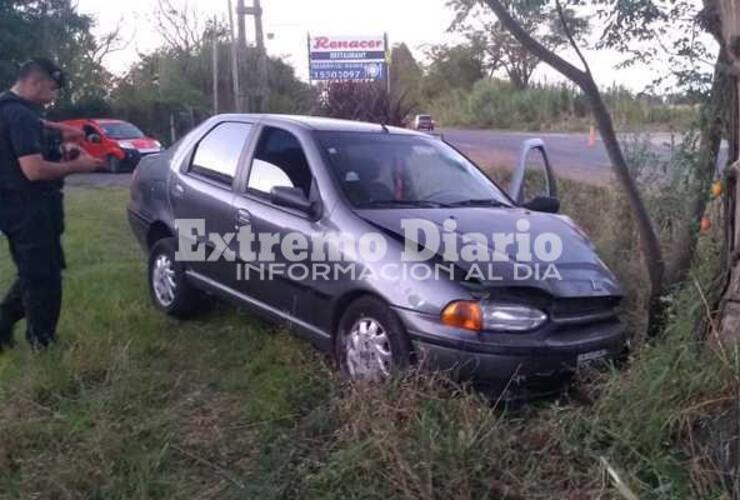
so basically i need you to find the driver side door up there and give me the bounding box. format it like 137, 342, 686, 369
508, 138, 558, 205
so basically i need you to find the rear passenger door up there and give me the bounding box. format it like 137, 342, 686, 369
171, 121, 254, 284
232, 125, 324, 323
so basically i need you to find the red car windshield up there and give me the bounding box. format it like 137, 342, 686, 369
99, 122, 145, 140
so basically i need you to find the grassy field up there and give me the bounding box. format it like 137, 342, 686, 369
0, 186, 736, 498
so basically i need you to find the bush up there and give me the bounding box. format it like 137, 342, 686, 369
424, 79, 698, 131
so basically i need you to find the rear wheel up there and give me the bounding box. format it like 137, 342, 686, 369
148, 237, 199, 317
106, 154, 122, 173
335, 296, 412, 381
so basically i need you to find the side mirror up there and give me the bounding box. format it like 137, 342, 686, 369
271, 186, 314, 214
522, 196, 560, 214
88, 134, 102, 144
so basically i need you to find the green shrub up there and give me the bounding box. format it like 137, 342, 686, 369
424, 79, 698, 131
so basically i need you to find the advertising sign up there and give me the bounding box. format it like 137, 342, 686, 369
310, 62, 385, 81
308, 34, 387, 82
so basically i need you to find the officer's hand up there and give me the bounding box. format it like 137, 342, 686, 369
71, 148, 105, 172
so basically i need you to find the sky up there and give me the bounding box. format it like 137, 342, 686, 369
75, 0, 717, 92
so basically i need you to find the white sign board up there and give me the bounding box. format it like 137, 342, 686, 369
308, 34, 387, 82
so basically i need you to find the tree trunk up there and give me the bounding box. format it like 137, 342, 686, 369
705, 1, 740, 496
483, 0, 666, 334
712, 0, 740, 346
666, 49, 728, 286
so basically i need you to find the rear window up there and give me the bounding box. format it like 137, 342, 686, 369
190, 122, 253, 185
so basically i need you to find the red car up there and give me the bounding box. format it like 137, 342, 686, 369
60, 119, 163, 173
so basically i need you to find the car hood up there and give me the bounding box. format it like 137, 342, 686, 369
355, 206, 622, 298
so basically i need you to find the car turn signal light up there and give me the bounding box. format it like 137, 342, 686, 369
441, 301, 482, 332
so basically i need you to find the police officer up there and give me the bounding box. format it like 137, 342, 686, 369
0, 58, 103, 351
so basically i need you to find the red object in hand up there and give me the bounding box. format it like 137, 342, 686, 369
62, 144, 81, 161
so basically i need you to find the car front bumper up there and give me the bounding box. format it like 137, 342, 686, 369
392, 307, 628, 384
121, 148, 162, 170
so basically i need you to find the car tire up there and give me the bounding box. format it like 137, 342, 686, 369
335, 296, 412, 381
148, 237, 199, 317
106, 154, 122, 174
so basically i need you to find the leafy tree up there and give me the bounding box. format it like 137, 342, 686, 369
448, 0, 589, 89
0, 0, 119, 117
421, 42, 486, 100
477, 0, 725, 335
390, 43, 423, 105
111, 30, 313, 142
266, 57, 315, 114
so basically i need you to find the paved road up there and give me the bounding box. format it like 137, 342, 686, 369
63, 129, 693, 188
441, 128, 679, 185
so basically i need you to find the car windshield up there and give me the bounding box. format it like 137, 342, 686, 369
99, 122, 145, 140
316, 131, 512, 208
417, 115, 431, 121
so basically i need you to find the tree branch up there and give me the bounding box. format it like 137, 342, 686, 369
554, 0, 592, 78
483, 0, 667, 335
482, 0, 588, 86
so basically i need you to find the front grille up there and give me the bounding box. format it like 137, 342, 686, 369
550, 296, 621, 326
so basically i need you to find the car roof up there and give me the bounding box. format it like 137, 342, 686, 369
60, 118, 128, 125
213, 113, 424, 136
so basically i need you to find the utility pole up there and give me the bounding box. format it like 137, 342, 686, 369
212, 36, 219, 114
235, 0, 250, 112
227, 0, 241, 112
235, 0, 269, 113
252, 0, 269, 112
236, 0, 247, 48
384, 33, 391, 96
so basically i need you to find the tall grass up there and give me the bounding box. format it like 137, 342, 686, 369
0, 180, 735, 498
425, 79, 697, 132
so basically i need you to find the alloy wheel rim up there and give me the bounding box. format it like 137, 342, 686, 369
345, 316, 392, 380
153, 254, 176, 307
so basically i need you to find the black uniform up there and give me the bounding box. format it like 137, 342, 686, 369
0, 91, 65, 349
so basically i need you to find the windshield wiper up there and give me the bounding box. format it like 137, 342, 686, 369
356, 200, 450, 209
446, 198, 509, 208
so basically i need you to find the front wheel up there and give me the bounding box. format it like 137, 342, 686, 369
335, 296, 412, 381
106, 154, 122, 173
148, 237, 199, 317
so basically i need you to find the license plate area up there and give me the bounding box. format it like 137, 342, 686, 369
577, 349, 608, 368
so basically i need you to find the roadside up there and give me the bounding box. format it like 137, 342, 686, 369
0, 186, 730, 498
65, 129, 696, 190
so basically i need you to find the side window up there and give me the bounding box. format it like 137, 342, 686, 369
248, 126, 312, 198
83, 125, 97, 139
189, 122, 252, 185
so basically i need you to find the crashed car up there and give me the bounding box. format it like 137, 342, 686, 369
127, 114, 627, 392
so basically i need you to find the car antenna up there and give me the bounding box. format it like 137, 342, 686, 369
380, 122, 390, 133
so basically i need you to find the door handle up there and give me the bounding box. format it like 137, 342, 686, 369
172, 183, 185, 199
235, 208, 252, 227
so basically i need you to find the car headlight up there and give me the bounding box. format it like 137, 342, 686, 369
119, 141, 134, 149
481, 302, 548, 332
441, 300, 547, 332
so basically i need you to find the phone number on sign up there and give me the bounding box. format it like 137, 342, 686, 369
312, 69, 368, 80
